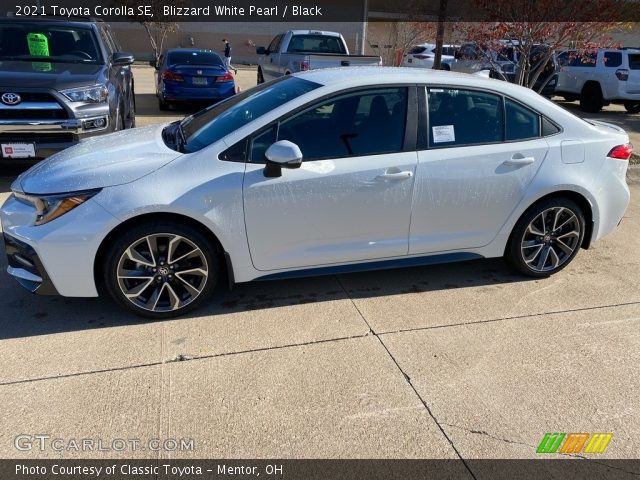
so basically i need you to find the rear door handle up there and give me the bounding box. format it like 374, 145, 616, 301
504, 156, 535, 166
378, 171, 413, 180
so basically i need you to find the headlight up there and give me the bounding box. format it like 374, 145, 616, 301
14, 190, 100, 225
60, 84, 108, 103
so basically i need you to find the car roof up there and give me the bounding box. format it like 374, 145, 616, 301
288, 30, 341, 37
298, 66, 510, 90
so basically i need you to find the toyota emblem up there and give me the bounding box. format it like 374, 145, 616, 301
1, 93, 21, 105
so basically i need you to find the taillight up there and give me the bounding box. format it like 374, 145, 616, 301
607, 143, 633, 160
616, 69, 629, 81
161, 71, 183, 82
413, 54, 432, 60
300, 60, 310, 71
216, 71, 234, 82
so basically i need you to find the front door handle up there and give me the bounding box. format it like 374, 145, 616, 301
378, 171, 413, 180
504, 155, 535, 166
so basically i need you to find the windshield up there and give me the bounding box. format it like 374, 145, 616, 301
0, 22, 102, 64
180, 76, 322, 153
286, 35, 346, 54
168, 51, 223, 66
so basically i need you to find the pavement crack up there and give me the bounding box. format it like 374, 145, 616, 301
377, 300, 640, 336
335, 276, 477, 480
441, 422, 534, 449
0, 333, 369, 387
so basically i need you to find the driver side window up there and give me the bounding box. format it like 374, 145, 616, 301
250, 87, 408, 162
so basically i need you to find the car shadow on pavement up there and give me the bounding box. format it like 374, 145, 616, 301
0, 245, 534, 340
135, 93, 219, 117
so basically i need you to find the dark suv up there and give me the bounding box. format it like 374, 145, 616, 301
0, 17, 135, 163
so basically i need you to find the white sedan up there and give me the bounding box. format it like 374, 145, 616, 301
402, 43, 458, 69
1, 67, 632, 318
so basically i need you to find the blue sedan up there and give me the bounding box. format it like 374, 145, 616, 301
153, 49, 236, 110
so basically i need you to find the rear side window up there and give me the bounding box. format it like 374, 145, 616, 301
505, 99, 540, 141
410, 46, 427, 54
286, 35, 346, 54
604, 51, 622, 67
427, 88, 502, 146
629, 54, 640, 70
168, 51, 223, 66
570, 53, 596, 67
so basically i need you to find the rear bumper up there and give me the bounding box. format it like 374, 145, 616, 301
3, 232, 59, 295
160, 82, 236, 102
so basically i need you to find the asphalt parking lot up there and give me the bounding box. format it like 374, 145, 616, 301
0, 66, 639, 467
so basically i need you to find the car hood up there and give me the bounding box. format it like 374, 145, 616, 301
17, 124, 182, 195
0, 61, 104, 89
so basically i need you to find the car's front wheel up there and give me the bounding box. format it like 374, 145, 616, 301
506, 198, 585, 278
103, 221, 219, 318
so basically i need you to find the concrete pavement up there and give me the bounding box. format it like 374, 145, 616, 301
0, 66, 638, 468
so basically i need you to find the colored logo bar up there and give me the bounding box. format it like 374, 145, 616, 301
537, 433, 612, 454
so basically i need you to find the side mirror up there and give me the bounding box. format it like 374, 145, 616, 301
454, 51, 462, 60
113, 52, 134, 65
264, 140, 303, 177
256, 46, 267, 55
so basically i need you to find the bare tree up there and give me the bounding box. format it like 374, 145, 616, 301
456, 0, 630, 92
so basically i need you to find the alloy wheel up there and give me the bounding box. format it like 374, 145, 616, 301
520, 207, 581, 273
116, 233, 208, 312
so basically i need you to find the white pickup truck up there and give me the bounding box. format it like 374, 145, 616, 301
256, 30, 382, 84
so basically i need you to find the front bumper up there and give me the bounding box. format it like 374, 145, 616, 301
3, 232, 59, 295
1, 193, 120, 297
0, 116, 110, 161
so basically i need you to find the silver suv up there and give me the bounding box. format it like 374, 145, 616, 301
0, 18, 136, 163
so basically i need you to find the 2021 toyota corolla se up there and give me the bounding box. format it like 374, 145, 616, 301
1, 68, 631, 318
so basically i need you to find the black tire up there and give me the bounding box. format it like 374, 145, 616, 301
624, 101, 640, 114
505, 198, 585, 278
440, 63, 451, 71
103, 221, 219, 319
580, 83, 603, 113
115, 104, 124, 131
126, 92, 136, 129
257, 67, 264, 84
158, 97, 170, 111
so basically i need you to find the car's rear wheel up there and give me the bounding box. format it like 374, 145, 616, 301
506, 198, 585, 278
580, 83, 603, 113
103, 222, 219, 319
257, 67, 264, 84
624, 101, 640, 114
158, 97, 170, 111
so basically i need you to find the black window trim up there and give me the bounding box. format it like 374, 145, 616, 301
220, 84, 419, 164
418, 84, 563, 151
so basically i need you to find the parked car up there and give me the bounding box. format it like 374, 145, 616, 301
0, 17, 135, 163
402, 43, 458, 69
255, 30, 381, 84
555, 48, 640, 113
152, 48, 235, 111
452, 42, 558, 96
2, 68, 631, 318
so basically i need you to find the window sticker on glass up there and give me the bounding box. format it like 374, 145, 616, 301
432, 125, 455, 143
27, 33, 49, 57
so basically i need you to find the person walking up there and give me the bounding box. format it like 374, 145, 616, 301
222, 38, 237, 74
